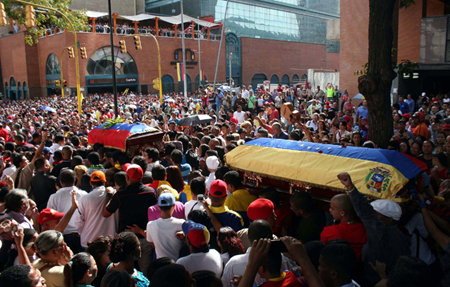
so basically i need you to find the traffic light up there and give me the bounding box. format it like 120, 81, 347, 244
25, 5, 35, 28
55, 80, 60, 87
68, 47, 74, 58
153, 78, 160, 90
80, 47, 87, 59
119, 40, 127, 54
134, 36, 142, 50
0, 3, 7, 26
63, 80, 67, 87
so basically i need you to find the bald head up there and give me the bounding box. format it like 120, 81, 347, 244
330, 194, 357, 221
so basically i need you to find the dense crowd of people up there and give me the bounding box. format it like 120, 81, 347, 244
0, 84, 449, 287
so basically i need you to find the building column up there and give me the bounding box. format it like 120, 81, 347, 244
90, 17, 96, 33
207, 28, 210, 40
113, 13, 118, 35
173, 24, 178, 38
191, 21, 195, 39
155, 17, 159, 36
133, 21, 138, 34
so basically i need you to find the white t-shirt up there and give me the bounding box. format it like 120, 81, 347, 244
184, 200, 205, 218
205, 173, 216, 192
233, 111, 245, 124
177, 249, 223, 276
147, 217, 185, 260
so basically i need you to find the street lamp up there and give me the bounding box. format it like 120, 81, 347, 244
228, 52, 233, 87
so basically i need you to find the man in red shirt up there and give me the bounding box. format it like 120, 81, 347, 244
320, 194, 367, 260
270, 103, 279, 121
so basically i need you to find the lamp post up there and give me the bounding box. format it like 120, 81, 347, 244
228, 52, 232, 87
213, 0, 229, 89
107, 0, 118, 118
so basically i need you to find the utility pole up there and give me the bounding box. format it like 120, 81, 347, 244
198, 16, 202, 87
228, 52, 232, 87
180, 0, 187, 104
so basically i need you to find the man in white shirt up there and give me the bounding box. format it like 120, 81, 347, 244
184, 177, 206, 218
241, 86, 249, 100
222, 220, 300, 286
176, 220, 223, 276
47, 169, 87, 253
233, 105, 246, 125
75, 171, 117, 248
146, 193, 185, 260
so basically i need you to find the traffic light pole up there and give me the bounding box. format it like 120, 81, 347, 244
59, 47, 67, 99
124, 33, 162, 104
107, 0, 118, 118
9, 0, 83, 114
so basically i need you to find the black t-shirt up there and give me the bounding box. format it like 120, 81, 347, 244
106, 183, 157, 237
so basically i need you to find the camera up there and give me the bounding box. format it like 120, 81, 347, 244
198, 194, 204, 202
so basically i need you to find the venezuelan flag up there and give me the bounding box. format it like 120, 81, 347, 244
200, 70, 205, 81
177, 62, 184, 82
225, 138, 427, 201
88, 123, 156, 151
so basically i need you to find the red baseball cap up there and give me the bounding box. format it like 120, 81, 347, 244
182, 220, 210, 248
247, 198, 275, 221
403, 113, 411, 119
123, 163, 143, 182
209, 180, 227, 198
38, 208, 65, 225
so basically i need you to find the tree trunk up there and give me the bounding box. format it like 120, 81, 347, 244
358, 0, 397, 149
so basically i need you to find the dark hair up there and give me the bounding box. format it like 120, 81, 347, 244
72, 155, 83, 167
147, 257, 174, 281
86, 236, 111, 266
87, 152, 101, 165
188, 210, 211, 227
218, 227, 245, 258
190, 177, 206, 196
387, 256, 430, 287
60, 169, 76, 186
215, 166, 230, 181
34, 157, 48, 171
109, 232, 140, 262
0, 265, 33, 287
214, 146, 225, 163
224, 171, 241, 189
304, 241, 325, 270
100, 269, 135, 287
151, 164, 166, 181
113, 171, 127, 188
199, 144, 209, 158
132, 156, 147, 173
5, 189, 28, 212
12, 154, 25, 168
433, 152, 448, 168
178, 135, 190, 153
21, 229, 37, 248
320, 242, 357, 282
290, 191, 314, 212
170, 149, 183, 165
71, 136, 80, 147
64, 252, 94, 287
145, 148, 159, 162
187, 170, 203, 185
164, 143, 176, 157
192, 270, 221, 287
248, 220, 273, 242
166, 166, 185, 192
259, 187, 280, 206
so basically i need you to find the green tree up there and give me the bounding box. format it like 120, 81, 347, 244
357, 0, 415, 148
2, 0, 88, 45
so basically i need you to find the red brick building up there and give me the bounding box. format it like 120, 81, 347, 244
340, 0, 449, 98
0, 28, 339, 99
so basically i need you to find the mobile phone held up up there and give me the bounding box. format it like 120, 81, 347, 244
198, 194, 204, 202
271, 240, 288, 253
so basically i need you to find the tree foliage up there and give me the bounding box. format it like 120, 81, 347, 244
2, 0, 88, 45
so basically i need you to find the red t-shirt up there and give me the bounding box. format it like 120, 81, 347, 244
320, 222, 367, 260
273, 205, 294, 237
261, 271, 301, 287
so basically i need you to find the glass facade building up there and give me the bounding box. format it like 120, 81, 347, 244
146, 0, 340, 50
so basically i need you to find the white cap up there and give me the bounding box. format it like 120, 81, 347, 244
370, 199, 402, 221
206, 156, 220, 170
422, 92, 426, 96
